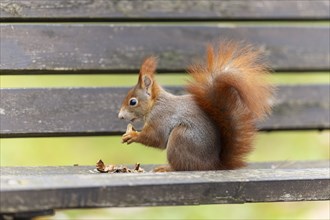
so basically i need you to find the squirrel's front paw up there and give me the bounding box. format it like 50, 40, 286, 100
122, 131, 139, 144
122, 124, 139, 144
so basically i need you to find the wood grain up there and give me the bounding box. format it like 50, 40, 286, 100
1, 85, 329, 137
1, 24, 329, 74
1, 161, 328, 175
1, 0, 329, 21
1, 161, 329, 213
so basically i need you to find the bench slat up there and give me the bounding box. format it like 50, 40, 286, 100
1, 24, 329, 73
1, 0, 329, 21
1, 161, 329, 175
1, 85, 329, 138
1, 161, 329, 213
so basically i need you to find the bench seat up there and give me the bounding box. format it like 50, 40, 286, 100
1, 161, 329, 216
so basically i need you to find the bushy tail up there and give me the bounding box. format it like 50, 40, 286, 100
187, 42, 274, 169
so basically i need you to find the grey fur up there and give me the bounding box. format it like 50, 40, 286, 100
146, 88, 221, 170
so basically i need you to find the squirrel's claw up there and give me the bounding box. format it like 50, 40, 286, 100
122, 133, 132, 144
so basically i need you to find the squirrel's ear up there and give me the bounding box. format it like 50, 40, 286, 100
138, 56, 157, 94
141, 75, 153, 95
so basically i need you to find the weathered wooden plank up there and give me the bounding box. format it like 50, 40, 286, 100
1, 161, 329, 175
262, 85, 330, 131
1, 163, 329, 213
0, 85, 329, 137
1, 24, 329, 73
1, 209, 54, 220
1, 0, 329, 21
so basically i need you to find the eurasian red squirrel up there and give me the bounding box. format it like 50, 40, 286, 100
118, 42, 274, 172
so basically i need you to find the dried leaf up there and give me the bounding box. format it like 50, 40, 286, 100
96, 159, 107, 173
134, 163, 140, 171
134, 163, 144, 173
96, 160, 145, 173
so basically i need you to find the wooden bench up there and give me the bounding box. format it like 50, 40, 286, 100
1, 0, 329, 219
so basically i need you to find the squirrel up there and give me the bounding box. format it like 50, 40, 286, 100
118, 41, 274, 172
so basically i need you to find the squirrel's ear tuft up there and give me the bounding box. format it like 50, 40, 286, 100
139, 56, 158, 77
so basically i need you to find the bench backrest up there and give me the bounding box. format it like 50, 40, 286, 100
1, 0, 329, 138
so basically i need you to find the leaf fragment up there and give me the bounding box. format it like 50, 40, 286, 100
96, 160, 145, 173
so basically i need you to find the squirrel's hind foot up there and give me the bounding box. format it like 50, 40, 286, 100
153, 165, 173, 172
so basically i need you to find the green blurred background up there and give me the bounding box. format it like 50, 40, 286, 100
1, 72, 329, 219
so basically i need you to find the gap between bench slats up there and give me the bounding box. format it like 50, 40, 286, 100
0, 0, 329, 21
0, 85, 329, 137
1, 25, 329, 73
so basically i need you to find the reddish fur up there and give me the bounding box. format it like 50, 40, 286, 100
187, 42, 273, 169
139, 56, 158, 75
139, 56, 161, 100
120, 43, 273, 171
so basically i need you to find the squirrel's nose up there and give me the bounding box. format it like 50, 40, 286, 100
118, 111, 124, 120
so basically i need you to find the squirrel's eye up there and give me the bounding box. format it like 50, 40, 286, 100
129, 98, 138, 107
